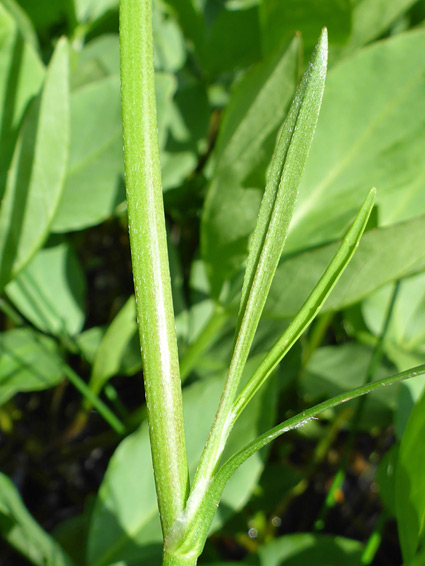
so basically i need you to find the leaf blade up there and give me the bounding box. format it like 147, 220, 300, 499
233, 187, 376, 419
0, 37, 69, 289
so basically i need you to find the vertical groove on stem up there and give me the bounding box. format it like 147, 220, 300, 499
119, 0, 189, 537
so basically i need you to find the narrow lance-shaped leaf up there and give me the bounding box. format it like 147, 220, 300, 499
165, 364, 425, 563
190, 28, 328, 499
233, 187, 376, 421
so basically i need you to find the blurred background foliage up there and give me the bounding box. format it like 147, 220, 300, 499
1, 0, 425, 565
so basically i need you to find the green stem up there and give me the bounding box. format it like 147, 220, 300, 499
162, 553, 197, 566
180, 306, 228, 382
119, 0, 189, 536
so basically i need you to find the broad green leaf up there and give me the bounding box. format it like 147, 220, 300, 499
168, 232, 189, 345
363, 273, 425, 369
202, 4, 262, 76
89, 296, 137, 396
377, 443, 399, 517
0, 37, 69, 289
152, 0, 186, 73
408, 546, 425, 566
0, 4, 44, 197
161, 75, 209, 191
76, 326, 106, 364
303, 343, 398, 428
233, 189, 375, 419
1, 0, 39, 52
53, 72, 177, 231
162, 0, 205, 60
51, 75, 123, 232
396, 389, 425, 563
258, 533, 363, 566
16, 0, 69, 31
5, 239, 86, 336
164, 0, 261, 76
166, 364, 425, 561
265, 214, 425, 319
0, 328, 63, 405
346, 0, 419, 50
285, 30, 425, 254
53, 508, 91, 566
70, 34, 120, 90
394, 375, 425, 439
0, 472, 74, 566
87, 361, 277, 566
260, 0, 351, 55
363, 275, 425, 437
201, 36, 300, 295
74, 0, 118, 23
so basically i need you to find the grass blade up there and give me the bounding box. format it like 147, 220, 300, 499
232, 187, 376, 421
190, 29, 328, 498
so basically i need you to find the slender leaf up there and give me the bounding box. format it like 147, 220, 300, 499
87, 365, 277, 566
266, 213, 425, 319
0, 472, 74, 566
233, 188, 375, 420
0, 37, 69, 289
164, 364, 425, 563
201, 35, 300, 295
190, 30, 328, 503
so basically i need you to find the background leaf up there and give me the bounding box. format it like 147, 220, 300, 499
51, 74, 123, 232
87, 361, 277, 566
346, 0, 420, 51
0, 328, 63, 406
5, 239, 86, 336
285, 29, 425, 255
0, 37, 69, 288
0, 472, 74, 566
303, 343, 398, 429
202, 36, 300, 295
258, 533, 363, 566
265, 214, 425, 319
396, 389, 425, 563
0, 3, 44, 196
260, 0, 351, 55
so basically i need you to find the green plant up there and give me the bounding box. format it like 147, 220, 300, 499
118, 1, 425, 564
2, 1, 425, 566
